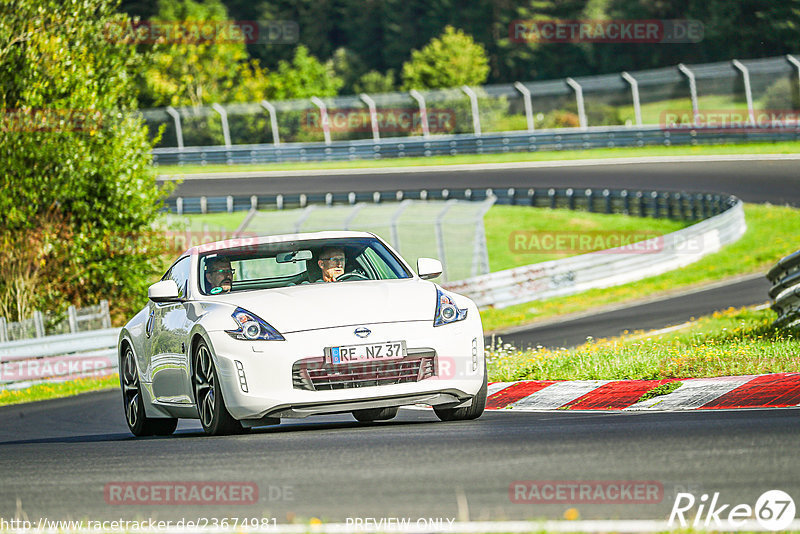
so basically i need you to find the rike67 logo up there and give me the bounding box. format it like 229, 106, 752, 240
669, 490, 796, 531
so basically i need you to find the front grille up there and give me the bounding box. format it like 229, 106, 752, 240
292, 349, 437, 391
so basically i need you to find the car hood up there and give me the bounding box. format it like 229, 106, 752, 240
213, 278, 436, 333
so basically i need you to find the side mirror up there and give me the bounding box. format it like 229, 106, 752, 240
148, 280, 180, 302
417, 258, 443, 280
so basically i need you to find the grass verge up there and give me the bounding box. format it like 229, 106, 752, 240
155, 141, 800, 175
0, 375, 119, 407
481, 203, 800, 332
487, 306, 799, 382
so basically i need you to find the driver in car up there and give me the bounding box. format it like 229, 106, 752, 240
317, 247, 346, 282
205, 257, 234, 293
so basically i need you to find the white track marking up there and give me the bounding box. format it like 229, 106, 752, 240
509, 380, 611, 410
487, 382, 517, 397
625, 376, 758, 411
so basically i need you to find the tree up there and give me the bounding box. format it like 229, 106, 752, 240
0, 0, 170, 322
136, 0, 271, 107
266, 45, 343, 100
400, 26, 490, 90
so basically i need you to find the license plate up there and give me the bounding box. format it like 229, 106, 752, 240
329, 341, 407, 365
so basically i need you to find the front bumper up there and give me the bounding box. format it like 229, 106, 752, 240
205, 318, 485, 421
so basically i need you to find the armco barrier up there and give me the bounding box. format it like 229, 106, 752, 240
767, 249, 800, 328
152, 124, 800, 167
0, 328, 120, 389
441, 198, 745, 308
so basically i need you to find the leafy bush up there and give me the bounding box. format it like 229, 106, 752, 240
0, 0, 171, 324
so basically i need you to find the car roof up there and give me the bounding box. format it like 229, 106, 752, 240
184, 230, 378, 256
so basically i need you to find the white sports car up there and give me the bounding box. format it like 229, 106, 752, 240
118, 231, 487, 436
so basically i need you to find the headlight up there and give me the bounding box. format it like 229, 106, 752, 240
434, 287, 468, 327
225, 307, 285, 341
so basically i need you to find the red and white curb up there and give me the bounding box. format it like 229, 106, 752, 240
486, 373, 800, 411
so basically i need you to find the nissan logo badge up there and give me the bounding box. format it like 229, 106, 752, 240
354, 327, 371, 338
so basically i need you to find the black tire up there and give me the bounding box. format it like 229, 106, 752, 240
120, 344, 178, 437
434, 368, 487, 422
352, 406, 399, 422
192, 338, 245, 436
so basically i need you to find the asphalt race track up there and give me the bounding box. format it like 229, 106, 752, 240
491, 274, 771, 349
0, 158, 797, 525
166, 158, 800, 206
0, 391, 798, 522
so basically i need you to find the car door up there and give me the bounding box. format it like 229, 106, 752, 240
150, 256, 194, 405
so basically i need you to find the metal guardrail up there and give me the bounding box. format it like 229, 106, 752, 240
767, 249, 800, 328
442, 196, 745, 309
0, 300, 111, 342
152, 124, 800, 167
0, 328, 120, 389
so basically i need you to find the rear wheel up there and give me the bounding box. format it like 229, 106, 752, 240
434, 368, 487, 422
121, 345, 177, 437
352, 407, 399, 422
193, 339, 245, 436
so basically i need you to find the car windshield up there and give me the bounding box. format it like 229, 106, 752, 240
198, 237, 412, 295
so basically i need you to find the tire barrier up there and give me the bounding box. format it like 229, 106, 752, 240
767, 249, 800, 329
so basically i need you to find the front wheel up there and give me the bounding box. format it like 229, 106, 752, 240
193, 339, 245, 436
434, 369, 487, 422
121, 345, 177, 437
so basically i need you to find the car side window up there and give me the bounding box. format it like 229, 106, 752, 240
164, 256, 191, 299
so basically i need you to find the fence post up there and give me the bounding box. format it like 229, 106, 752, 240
621, 72, 642, 126
165, 106, 184, 149
310, 97, 332, 145
678, 64, 700, 126
0, 317, 6, 343
226, 195, 234, 213
434, 200, 458, 281
200, 196, 207, 214
461, 86, 482, 136
585, 188, 594, 212
603, 189, 612, 214
513, 82, 535, 131
250, 195, 258, 210
211, 103, 232, 148
732, 60, 755, 126
259, 100, 280, 146
359, 93, 380, 142
787, 55, 800, 87
390, 199, 413, 252
409, 90, 430, 138
472, 196, 496, 277
176, 197, 183, 216
566, 188, 575, 210
565, 78, 587, 129
100, 300, 111, 329
33, 310, 45, 338
68, 305, 78, 333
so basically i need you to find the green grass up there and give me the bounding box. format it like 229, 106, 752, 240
485, 206, 690, 271
637, 381, 683, 402
0, 375, 119, 407
155, 140, 800, 175
480, 203, 800, 332
488, 306, 800, 381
